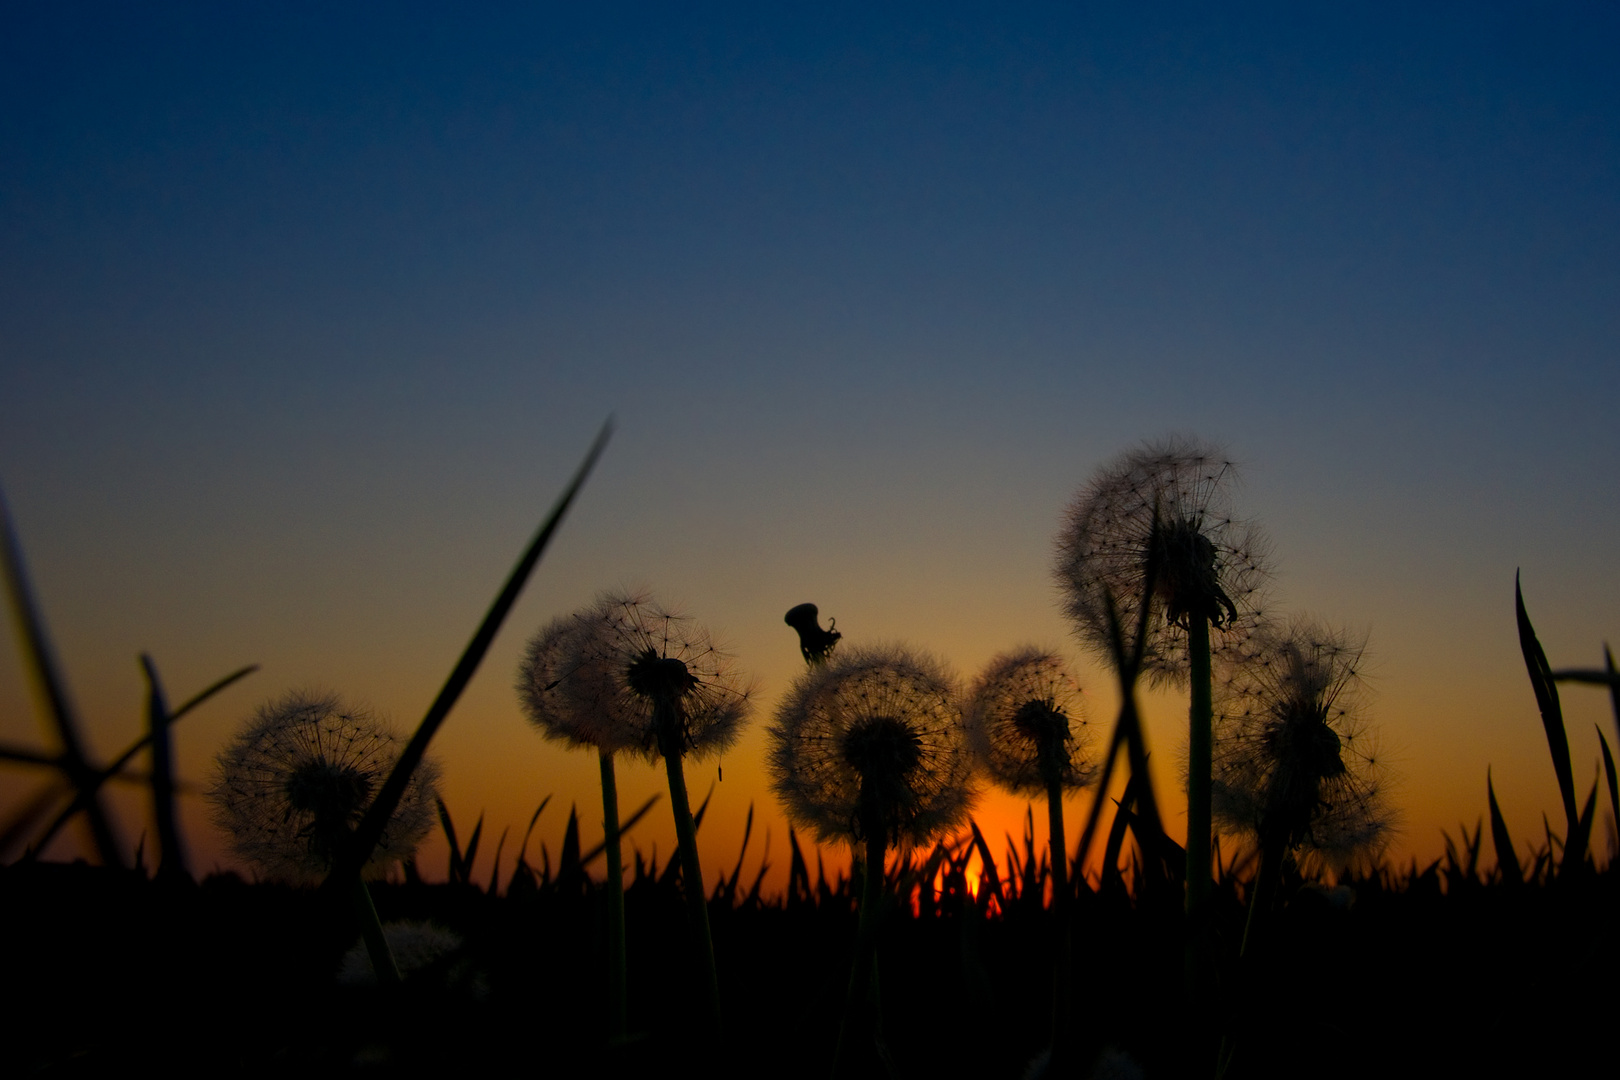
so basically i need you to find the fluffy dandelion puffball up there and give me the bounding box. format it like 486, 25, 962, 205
769, 643, 977, 848
965, 648, 1095, 797
562, 590, 754, 762
516, 610, 640, 753
1211, 619, 1394, 869
1055, 436, 1268, 684
210, 690, 440, 882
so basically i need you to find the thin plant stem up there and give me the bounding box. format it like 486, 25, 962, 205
1186, 613, 1213, 915
352, 876, 401, 987
1185, 612, 1214, 1000
657, 716, 723, 1039
1045, 773, 1072, 1064
599, 749, 627, 1042
833, 830, 887, 1080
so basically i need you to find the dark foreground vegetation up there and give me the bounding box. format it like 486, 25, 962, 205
4, 818, 1616, 1079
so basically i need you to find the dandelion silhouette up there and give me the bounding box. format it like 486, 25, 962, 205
561, 590, 753, 1038
964, 648, 1093, 1060
1055, 436, 1269, 946
517, 609, 638, 1041
210, 691, 439, 883
769, 643, 976, 1076
211, 690, 440, 988
1212, 618, 1393, 898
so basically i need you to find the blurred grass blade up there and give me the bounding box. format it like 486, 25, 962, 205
331, 420, 611, 887
1, 488, 123, 866
1515, 573, 1579, 833
1599, 729, 1619, 854
487, 826, 508, 895
14, 662, 257, 860
1562, 777, 1598, 879
436, 798, 464, 882
140, 655, 187, 881
1486, 768, 1521, 886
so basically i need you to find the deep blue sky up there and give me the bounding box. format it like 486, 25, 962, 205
3, 3, 1617, 880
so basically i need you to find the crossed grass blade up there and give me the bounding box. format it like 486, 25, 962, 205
24, 661, 257, 862
2, 487, 123, 866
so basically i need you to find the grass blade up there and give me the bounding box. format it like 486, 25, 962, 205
1599, 728, 1620, 859
329, 420, 611, 889
1486, 769, 1522, 885
140, 655, 187, 881
1, 488, 122, 866
1515, 573, 1579, 833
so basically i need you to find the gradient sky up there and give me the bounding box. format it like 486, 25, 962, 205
3, 3, 1617, 890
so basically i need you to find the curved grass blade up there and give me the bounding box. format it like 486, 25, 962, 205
1486, 768, 1521, 885
1599, 729, 1620, 858
140, 655, 186, 880
329, 419, 611, 888
1515, 573, 1578, 833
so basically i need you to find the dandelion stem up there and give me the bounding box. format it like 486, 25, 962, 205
598, 748, 628, 1042
351, 876, 401, 987
833, 830, 887, 1079
1185, 612, 1213, 995
657, 714, 723, 1039
1044, 772, 1073, 1062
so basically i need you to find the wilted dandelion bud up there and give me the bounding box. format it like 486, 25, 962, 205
965, 648, 1095, 796
1211, 619, 1394, 868
564, 590, 754, 762
210, 690, 439, 882
768, 643, 977, 847
784, 602, 842, 665
1055, 436, 1268, 682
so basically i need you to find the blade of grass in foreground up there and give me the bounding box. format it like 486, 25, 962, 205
1515, 573, 1579, 836
1486, 769, 1522, 886
1, 488, 123, 867
328, 419, 611, 886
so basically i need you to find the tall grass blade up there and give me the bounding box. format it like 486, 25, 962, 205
436, 798, 464, 882
1599, 729, 1619, 857
1, 488, 123, 866
140, 655, 187, 882
967, 821, 1006, 908
329, 420, 611, 888
787, 827, 811, 906
1486, 769, 1522, 885
1516, 573, 1579, 833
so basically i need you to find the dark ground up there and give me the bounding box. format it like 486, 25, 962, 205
3, 860, 1615, 1078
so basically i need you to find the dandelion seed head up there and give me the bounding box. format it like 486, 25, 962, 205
768, 643, 977, 848
209, 690, 439, 883
1211, 619, 1395, 871
965, 647, 1095, 796
1055, 435, 1269, 685
563, 589, 754, 762
516, 611, 640, 752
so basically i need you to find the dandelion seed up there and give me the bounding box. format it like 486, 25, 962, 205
965, 648, 1094, 797
564, 590, 753, 763
1212, 619, 1394, 872
769, 643, 975, 850
1054, 435, 1268, 684
209, 690, 439, 883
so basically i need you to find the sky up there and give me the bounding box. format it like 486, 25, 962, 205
2, 2, 1617, 892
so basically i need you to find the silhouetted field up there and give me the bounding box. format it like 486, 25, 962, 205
5, 834, 1614, 1078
